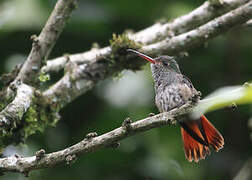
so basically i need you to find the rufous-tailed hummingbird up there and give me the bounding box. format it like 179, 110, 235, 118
127, 49, 224, 162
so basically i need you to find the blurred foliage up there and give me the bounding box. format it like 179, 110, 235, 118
193, 83, 252, 118
0, 0, 252, 180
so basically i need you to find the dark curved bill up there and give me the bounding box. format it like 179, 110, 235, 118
127, 49, 155, 64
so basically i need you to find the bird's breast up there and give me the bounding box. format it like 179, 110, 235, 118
155, 83, 194, 112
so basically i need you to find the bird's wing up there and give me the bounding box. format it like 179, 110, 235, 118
181, 74, 198, 94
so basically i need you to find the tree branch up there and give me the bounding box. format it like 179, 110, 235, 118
142, 1, 252, 55
132, 0, 247, 44
0, 102, 194, 175
0, 83, 34, 130
0, 0, 78, 131
41, 0, 246, 73
17, 0, 77, 86
42, 1, 252, 109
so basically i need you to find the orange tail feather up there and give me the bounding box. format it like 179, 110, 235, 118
181, 115, 224, 162
181, 126, 210, 162
200, 115, 224, 151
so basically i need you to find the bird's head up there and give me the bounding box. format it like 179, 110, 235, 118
127, 49, 181, 74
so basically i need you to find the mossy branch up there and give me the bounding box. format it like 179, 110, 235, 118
42, 1, 252, 109
0, 0, 78, 146
42, 0, 248, 73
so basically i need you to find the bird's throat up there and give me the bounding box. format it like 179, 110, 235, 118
151, 63, 180, 90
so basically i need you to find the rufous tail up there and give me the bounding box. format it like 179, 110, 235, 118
180, 115, 224, 162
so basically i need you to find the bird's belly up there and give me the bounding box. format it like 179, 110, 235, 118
155, 84, 193, 112
155, 91, 183, 112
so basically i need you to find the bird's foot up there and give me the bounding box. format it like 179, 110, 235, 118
190, 91, 201, 105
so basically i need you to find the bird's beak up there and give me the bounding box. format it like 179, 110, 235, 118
127, 49, 156, 64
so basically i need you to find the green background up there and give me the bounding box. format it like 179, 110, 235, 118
0, 0, 252, 179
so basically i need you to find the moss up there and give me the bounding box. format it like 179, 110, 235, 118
0, 97, 60, 148
110, 33, 141, 54
69, 0, 78, 10
109, 33, 145, 74
22, 102, 59, 139
39, 72, 50, 82
23, 106, 39, 138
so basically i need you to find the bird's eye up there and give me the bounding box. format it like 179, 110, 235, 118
162, 61, 169, 66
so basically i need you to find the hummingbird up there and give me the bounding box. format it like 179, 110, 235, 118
127, 49, 224, 162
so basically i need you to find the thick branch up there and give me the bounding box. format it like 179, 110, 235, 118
0, 102, 194, 175
132, 0, 247, 44
17, 0, 77, 86
42, 1, 252, 109
0, 84, 34, 130
0, 0, 78, 130
41, 0, 246, 73
143, 2, 252, 55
